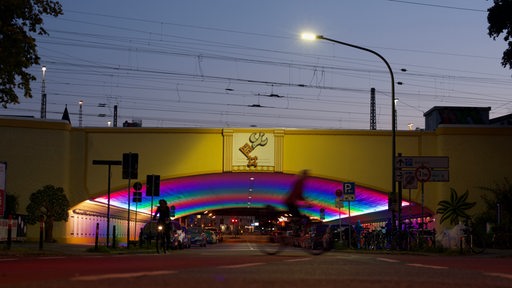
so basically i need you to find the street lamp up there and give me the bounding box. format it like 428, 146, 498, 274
301, 33, 398, 230
40, 66, 47, 119
79, 100, 84, 127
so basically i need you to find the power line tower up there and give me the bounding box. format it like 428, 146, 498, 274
370, 88, 376, 130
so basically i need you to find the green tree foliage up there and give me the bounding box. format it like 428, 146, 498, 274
0, 0, 63, 108
487, 0, 512, 69
26, 184, 70, 242
475, 178, 512, 233
436, 188, 476, 226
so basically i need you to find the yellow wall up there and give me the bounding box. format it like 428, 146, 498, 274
1, 117, 511, 242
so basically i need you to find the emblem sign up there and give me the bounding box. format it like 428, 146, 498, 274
233, 132, 274, 169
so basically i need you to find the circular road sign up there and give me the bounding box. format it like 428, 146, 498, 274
335, 189, 343, 197
133, 181, 143, 191
415, 166, 431, 182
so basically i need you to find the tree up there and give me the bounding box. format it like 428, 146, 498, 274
474, 178, 512, 247
25, 184, 70, 242
436, 188, 476, 226
0, 0, 63, 108
487, 0, 512, 69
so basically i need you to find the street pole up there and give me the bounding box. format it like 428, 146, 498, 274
40, 66, 47, 119
92, 159, 122, 247
303, 34, 397, 234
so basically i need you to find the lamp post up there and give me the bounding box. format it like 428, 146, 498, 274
40, 66, 47, 119
302, 33, 398, 232
79, 100, 84, 127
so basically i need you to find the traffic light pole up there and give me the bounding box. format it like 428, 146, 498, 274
92, 159, 122, 248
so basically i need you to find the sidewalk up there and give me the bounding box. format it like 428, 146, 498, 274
2, 239, 512, 258
1, 241, 94, 257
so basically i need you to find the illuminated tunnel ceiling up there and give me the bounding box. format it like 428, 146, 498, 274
91, 172, 409, 222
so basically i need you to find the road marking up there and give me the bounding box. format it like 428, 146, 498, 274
407, 263, 448, 269
377, 257, 400, 263
71, 270, 176, 281
218, 262, 264, 269
285, 257, 311, 262
39, 256, 66, 260
0, 258, 18, 262
485, 273, 512, 280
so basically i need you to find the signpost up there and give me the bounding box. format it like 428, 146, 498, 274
122, 153, 139, 249
132, 181, 142, 242
334, 182, 356, 248
92, 159, 122, 247
395, 156, 449, 231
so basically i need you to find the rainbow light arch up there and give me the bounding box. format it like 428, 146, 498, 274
92, 172, 404, 222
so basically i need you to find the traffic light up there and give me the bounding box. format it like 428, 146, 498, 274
122, 153, 138, 179
231, 218, 238, 223
146, 174, 160, 196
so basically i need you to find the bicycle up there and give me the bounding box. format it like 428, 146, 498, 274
257, 207, 333, 256
155, 222, 170, 254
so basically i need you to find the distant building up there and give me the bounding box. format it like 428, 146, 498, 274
490, 113, 512, 126
424, 106, 491, 131
123, 120, 142, 127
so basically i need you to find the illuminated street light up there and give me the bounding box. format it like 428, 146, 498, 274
301, 33, 398, 231
40, 66, 47, 119
79, 100, 84, 127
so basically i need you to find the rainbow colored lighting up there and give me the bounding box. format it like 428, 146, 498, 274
92, 172, 404, 222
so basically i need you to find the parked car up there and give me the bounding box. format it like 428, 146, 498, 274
204, 229, 218, 244
188, 226, 207, 247
204, 227, 223, 242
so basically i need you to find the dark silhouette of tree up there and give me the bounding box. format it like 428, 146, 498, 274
487, 0, 512, 69
436, 188, 476, 225
25, 184, 69, 242
474, 178, 512, 248
0, 0, 63, 108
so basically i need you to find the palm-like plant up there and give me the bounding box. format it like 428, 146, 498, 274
436, 188, 476, 225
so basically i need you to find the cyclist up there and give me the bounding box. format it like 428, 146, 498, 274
153, 199, 171, 249
284, 170, 310, 236
284, 169, 310, 218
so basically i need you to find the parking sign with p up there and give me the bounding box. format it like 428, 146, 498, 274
343, 182, 356, 201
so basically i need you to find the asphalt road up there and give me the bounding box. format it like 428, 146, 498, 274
1, 237, 511, 288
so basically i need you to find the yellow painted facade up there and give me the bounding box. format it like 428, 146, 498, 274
1, 117, 511, 242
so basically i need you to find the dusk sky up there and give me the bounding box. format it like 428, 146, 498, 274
4, 0, 511, 130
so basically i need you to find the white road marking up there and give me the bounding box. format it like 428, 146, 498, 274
285, 257, 312, 262
485, 272, 512, 280
71, 270, 176, 281
218, 262, 264, 269
376, 257, 400, 263
407, 263, 448, 269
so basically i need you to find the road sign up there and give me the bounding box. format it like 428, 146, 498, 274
132, 191, 142, 203
335, 197, 344, 208
402, 171, 418, 189
395, 156, 449, 169
415, 166, 432, 182
429, 170, 450, 182
343, 182, 355, 201
133, 181, 142, 191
